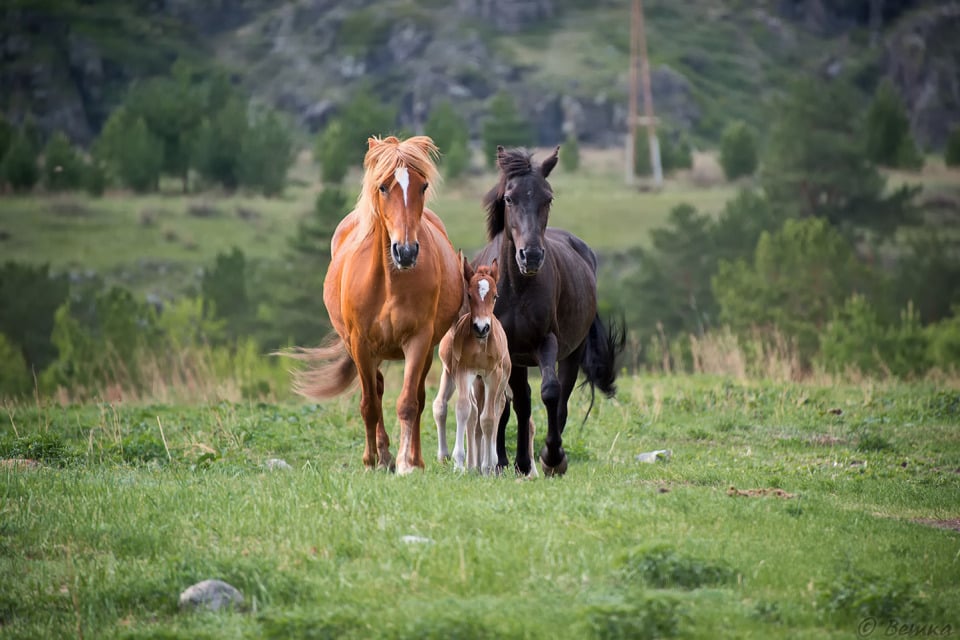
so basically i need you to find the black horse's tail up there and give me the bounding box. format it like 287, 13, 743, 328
579, 313, 626, 421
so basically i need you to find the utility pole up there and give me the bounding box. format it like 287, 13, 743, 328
625, 0, 640, 185
626, 0, 662, 187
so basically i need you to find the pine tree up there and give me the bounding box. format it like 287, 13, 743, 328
482, 92, 533, 167
1, 131, 39, 192
43, 131, 85, 191
864, 80, 922, 169
95, 108, 163, 192
193, 98, 248, 190
719, 121, 758, 180
239, 111, 293, 196
561, 134, 580, 173
315, 91, 395, 185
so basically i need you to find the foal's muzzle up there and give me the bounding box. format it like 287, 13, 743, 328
391, 241, 420, 269
517, 246, 544, 275
472, 320, 491, 339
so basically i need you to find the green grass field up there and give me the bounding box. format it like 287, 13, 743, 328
2, 376, 958, 639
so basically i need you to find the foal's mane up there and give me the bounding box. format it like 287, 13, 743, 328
483, 147, 551, 241
357, 136, 441, 230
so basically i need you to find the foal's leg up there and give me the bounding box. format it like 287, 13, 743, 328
509, 366, 534, 476
468, 378, 484, 470
432, 367, 455, 462
452, 371, 477, 471
481, 375, 507, 475
535, 333, 568, 476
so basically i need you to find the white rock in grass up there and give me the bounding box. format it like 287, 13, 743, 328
636, 449, 672, 464
401, 535, 434, 545
264, 458, 292, 471
178, 579, 244, 612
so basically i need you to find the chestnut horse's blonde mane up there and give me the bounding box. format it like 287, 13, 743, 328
355, 135, 441, 228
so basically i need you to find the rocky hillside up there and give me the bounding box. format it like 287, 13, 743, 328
2, 0, 957, 148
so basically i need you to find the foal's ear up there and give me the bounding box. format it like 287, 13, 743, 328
541, 145, 560, 178
461, 254, 475, 284
490, 257, 499, 282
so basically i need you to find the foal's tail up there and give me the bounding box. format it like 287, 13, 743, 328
274, 336, 357, 400
579, 314, 626, 419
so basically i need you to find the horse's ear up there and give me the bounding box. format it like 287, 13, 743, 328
367, 137, 379, 150
541, 145, 560, 178
496, 145, 508, 170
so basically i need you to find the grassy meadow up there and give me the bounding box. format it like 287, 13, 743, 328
2, 375, 959, 639
0, 149, 735, 292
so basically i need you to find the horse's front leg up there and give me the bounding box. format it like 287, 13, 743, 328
509, 366, 533, 476
352, 347, 388, 470
396, 335, 432, 474
536, 333, 567, 476
432, 367, 455, 462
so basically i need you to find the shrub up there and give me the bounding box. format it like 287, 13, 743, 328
0, 131, 39, 192
0, 261, 70, 373
713, 217, 866, 363
819, 294, 886, 375
193, 98, 248, 190
482, 92, 533, 167
864, 80, 923, 169
315, 91, 396, 184
945, 126, 960, 167
0, 333, 31, 398
926, 308, 960, 371
561, 134, 581, 173
95, 108, 163, 192
239, 110, 293, 196
42, 131, 85, 191
634, 129, 691, 177
719, 121, 758, 180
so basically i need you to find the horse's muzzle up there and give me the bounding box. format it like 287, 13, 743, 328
391, 241, 420, 269
472, 320, 491, 339
517, 246, 544, 275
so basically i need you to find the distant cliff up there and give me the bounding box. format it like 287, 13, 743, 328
1, 0, 956, 149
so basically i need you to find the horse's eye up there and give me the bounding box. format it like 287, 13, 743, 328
421, 182, 429, 194
504, 195, 513, 205
379, 184, 388, 194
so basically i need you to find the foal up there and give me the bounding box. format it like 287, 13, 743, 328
433, 258, 515, 474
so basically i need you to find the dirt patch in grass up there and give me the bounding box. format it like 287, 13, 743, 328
0, 458, 40, 470
912, 518, 960, 533
727, 486, 796, 499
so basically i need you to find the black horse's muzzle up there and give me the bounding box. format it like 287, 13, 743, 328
391, 241, 420, 269
517, 246, 544, 275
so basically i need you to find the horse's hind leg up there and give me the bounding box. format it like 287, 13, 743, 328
557, 349, 583, 435
433, 367, 455, 462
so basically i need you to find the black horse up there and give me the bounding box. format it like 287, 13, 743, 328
473, 145, 624, 476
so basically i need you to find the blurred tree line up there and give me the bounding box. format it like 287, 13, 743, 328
602, 74, 960, 378
3, 63, 960, 397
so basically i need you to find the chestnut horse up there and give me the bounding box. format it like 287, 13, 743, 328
473, 146, 625, 477
432, 258, 516, 475
285, 136, 462, 474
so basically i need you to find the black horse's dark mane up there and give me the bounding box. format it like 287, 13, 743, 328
483, 148, 536, 241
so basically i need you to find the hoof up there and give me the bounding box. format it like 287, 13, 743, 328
378, 451, 396, 473
539, 447, 568, 477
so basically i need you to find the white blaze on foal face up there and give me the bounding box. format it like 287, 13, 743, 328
470, 275, 496, 338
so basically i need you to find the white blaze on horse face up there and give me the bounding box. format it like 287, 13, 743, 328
394, 167, 410, 206
477, 278, 491, 301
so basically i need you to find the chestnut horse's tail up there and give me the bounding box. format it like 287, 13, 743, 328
275, 337, 357, 400
579, 314, 626, 419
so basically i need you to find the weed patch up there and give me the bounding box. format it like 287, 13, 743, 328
820, 568, 932, 624
619, 545, 736, 590
578, 592, 685, 640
